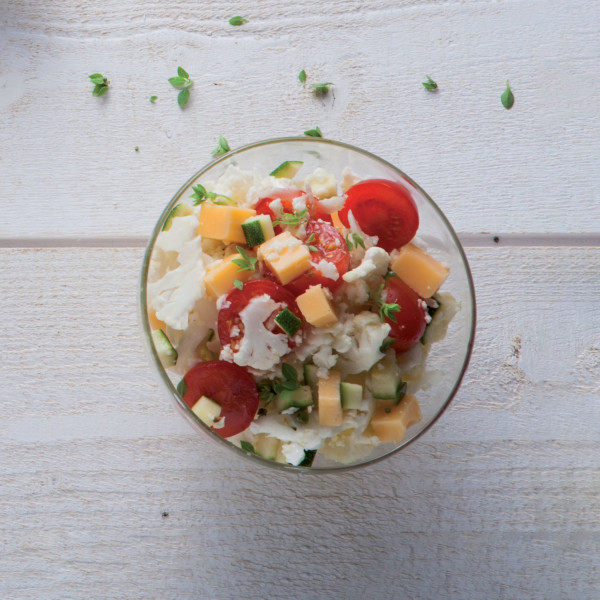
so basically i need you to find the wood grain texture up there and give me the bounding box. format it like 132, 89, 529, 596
1, 0, 599, 237
1, 246, 598, 599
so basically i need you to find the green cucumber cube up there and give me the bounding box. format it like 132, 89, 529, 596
275, 308, 302, 338
242, 214, 275, 247
340, 382, 363, 410
269, 160, 304, 179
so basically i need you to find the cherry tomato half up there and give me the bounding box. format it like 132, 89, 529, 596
284, 220, 350, 295
183, 360, 259, 437
255, 188, 306, 235
339, 179, 419, 252
383, 277, 428, 353
218, 280, 304, 350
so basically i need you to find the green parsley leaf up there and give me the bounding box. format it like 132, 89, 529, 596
258, 381, 277, 405
308, 245, 318, 253
177, 87, 190, 108
232, 245, 258, 272
345, 232, 365, 250
240, 441, 256, 454
273, 208, 309, 227
373, 283, 402, 323
229, 16, 248, 26
212, 135, 231, 156
176, 378, 188, 397
306, 233, 316, 244
310, 82, 334, 96
298, 69, 307, 84
501, 80, 514, 110
150, 95, 158, 103
422, 75, 438, 91
233, 279, 244, 290
190, 183, 233, 205
168, 76, 187, 88
89, 73, 110, 97
177, 66, 189, 79
304, 126, 322, 138
281, 363, 298, 382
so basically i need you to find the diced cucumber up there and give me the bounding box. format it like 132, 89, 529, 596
276, 385, 314, 412
369, 353, 401, 400
254, 435, 281, 460
275, 308, 302, 338
269, 160, 304, 179
151, 329, 178, 367
340, 381, 363, 410
191, 395, 222, 427
241, 214, 275, 247
303, 363, 319, 401
162, 203, 192, 231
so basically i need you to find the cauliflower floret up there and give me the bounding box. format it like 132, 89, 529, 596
343, 247, 390, 283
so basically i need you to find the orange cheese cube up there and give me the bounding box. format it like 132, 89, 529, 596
203, 254, 253, 297
390, 243, 449, 298
257, 231, 312, 285
318, 370, 343, 427
197, 203, 256, 244
296, 285, 338, 327
370, 395, 421, 443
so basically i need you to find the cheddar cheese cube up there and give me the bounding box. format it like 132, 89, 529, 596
257, 231, 312, 285
390, 243, 449, 298
296, 285, 338, 327
370, 394, 421, 443
318, 370, 343, 427
197, 203, 256, 244
203, 253, 253, 297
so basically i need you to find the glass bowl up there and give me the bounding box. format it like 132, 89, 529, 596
140, 137, 476, 473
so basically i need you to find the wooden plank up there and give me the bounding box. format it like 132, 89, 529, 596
1, 0, 599, 237
0, 246, 598, 598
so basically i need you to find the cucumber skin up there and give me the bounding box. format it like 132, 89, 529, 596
151, 329, 178, 367
275, 308, 302, 338
340, 382, 363, 409
269, 160, 304, 179
241, 219, 266, 247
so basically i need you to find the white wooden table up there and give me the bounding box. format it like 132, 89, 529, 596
1, 1, 599, 598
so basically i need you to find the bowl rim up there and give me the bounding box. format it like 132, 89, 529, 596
139, 136, 477, 474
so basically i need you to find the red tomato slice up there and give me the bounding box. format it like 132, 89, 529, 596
255, 188, 307, 235
339, 179, 419, 252
382, 277, 427, 353
218, 280, 304, 350
284, 220, 350, 295
183, 360, 259, 437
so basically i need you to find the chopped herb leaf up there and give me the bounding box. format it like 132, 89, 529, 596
304, 126, 322, 138
298, 69, 307, 84
89, 73, 110, 97
233, 279, 244, 290
135, 146, 139, 152
150, 95, 158, 103
373, 283, 401, 323
190, 183, 233, 205
345, 232, 365, 250
306, 233, 316, 244
258, 381, 276, 405
232, 245, 258, 272
422, 75, 438, 91
176, 378, 188, 397
273, 208, 309, 227
281, 363, 298, 382
169, 67, 193, 107
240, 441, 256, 454
501, 80, 514, 110
310, 82, 334, 96
229, 16, 248, 26
308, 245, 318, 253
212, 135, 231, 156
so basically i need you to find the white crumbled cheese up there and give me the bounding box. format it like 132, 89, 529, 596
317, 194, 346, 214
268, 198, 284, 218
420, 300, 432, 324
305, 167, 338, 198
340, 167, 361, 192
340, 279, 370, 307
216, 296, 231, 311
148, 236, 217, 331
281, 442, 306, 466
312, 259, 339, 281
155, 214, 199, 253
220, 294, 290, 370
292, 194, 309, 212
343, 247, 390, 283
213, 417, 226, 430
337, 312, 391, 375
